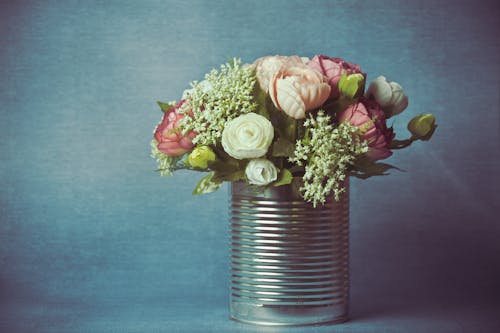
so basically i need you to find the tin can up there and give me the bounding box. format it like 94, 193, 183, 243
229, 180, 349, 326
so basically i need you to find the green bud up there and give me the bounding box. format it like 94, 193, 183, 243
338, 73, 365, 99
408, 114, 437, 140
187, 146, 216, 169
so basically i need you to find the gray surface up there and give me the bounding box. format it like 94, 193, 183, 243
1, 0, 500, 332
2, 298, 500, 332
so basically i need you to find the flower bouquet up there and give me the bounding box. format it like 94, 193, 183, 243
151, 55, 436, 207
151, 54, 437, 326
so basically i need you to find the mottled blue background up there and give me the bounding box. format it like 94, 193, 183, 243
1, 0, 499, 332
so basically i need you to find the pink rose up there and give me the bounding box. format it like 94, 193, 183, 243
307, 55, 364, 100
337, 99, 394, 160
253, 55, 306, 93
154, 100, 197, 156
269, 63, 331, 119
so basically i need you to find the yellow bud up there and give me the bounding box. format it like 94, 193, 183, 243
338, 73, 365, 99
408, 114, 436, 140
187, 146, 216, 169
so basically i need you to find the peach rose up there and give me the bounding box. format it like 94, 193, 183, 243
253, 55, 306, 93
269, 63, 331, 119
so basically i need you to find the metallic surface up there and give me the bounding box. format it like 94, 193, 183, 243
229, 181, 350, 326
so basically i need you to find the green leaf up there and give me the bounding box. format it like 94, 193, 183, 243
288, 164, 305, 175
271, 109, 300, 143
290, 177, 304, 198
274, 169, 293, 187
212, 169, 245, 183
271, 137, 295, 157
208, 159, 240, 174
351, 156, 402, 179
253, 86, 271, 119
157, 101, 176, 112
192, 172, 222, 195
389, 138, 415, 149
208, 157, 246, 183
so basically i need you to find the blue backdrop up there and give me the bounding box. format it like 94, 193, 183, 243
1, 1, 499, 332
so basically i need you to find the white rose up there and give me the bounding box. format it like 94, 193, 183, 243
245, 159, 278, 186
366, 75, 408, 117
221, 113, 274, 159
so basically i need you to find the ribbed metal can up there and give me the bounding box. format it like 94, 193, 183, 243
229, 180, 349, 326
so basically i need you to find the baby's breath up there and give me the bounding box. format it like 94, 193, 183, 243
180, 59, 257, 145
289, 110, 368, 207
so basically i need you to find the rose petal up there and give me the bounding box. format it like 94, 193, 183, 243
158, 141, 187, 156
299, 83, 331, 111
391, 94, 408, 116
275, 77, 307, 119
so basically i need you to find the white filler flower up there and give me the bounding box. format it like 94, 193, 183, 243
245, 159, 278, 186
181, 79, 213, 100
366, 75, 408, 117
221, 113, 274, 159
